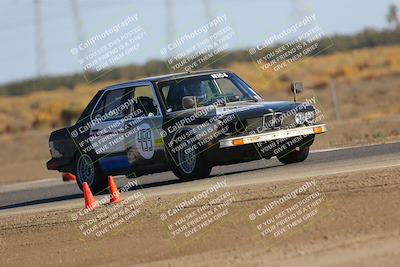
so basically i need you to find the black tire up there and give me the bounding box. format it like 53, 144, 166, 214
74, 153, 108, 194
277, 146, 310, 165
167, 133, 212, 181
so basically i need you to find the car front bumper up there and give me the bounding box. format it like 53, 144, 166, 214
219, 124, 327, 148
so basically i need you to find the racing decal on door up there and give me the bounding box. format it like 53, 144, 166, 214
135, 123, 155, 159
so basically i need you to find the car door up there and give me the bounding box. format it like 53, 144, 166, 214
89, 87, 131, 172
123, 82, 164, 169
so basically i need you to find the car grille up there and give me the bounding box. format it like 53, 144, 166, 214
263, 112, 283, 129
246, 112, 296, 133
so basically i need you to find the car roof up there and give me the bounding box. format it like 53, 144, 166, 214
99, 69, 232, 91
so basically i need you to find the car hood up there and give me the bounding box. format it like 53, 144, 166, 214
214, 101, 314, 120
167, 100, 314, 121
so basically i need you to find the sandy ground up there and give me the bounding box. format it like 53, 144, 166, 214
1, 166, 399, 267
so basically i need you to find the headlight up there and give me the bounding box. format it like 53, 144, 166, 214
295, 112, 305, 125
305, 111, 316, 124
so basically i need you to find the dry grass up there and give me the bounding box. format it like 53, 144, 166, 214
0, 80, 116, 133
231, 45, 400, 91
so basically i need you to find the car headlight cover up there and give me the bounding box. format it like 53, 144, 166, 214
295, 112, 305, 125
305, 111, 316, 124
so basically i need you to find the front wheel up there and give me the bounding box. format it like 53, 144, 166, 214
277, 146, 310, 164
75, 153, 108, 194
167, 136, 212, 181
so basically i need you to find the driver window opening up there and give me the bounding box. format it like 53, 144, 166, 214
130, 85, 160, 117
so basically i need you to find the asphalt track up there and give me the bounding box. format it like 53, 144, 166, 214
0, 142, 399, 215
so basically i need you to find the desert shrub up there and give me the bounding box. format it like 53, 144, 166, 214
61, 101, 86, 125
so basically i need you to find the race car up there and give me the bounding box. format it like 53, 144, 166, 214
47, 70, 327, 193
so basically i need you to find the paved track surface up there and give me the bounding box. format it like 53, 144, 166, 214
1, 142, 399, 214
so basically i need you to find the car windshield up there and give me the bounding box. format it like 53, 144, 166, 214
158, 72, 261, 112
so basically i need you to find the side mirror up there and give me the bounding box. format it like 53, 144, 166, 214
291, 81, 303, 102
182, 96, 197, 109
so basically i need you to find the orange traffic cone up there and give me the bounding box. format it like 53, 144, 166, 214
62, 173, 76, 182
108, 176, 121, 203
83, 182, 98, 210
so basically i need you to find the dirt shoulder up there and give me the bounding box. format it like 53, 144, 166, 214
1, 166, 399, 266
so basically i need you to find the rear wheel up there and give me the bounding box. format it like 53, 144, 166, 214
277, 146, 310, 164
75, 153, 108, 194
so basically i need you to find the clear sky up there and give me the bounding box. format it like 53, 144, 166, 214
0, 0, 397, 84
